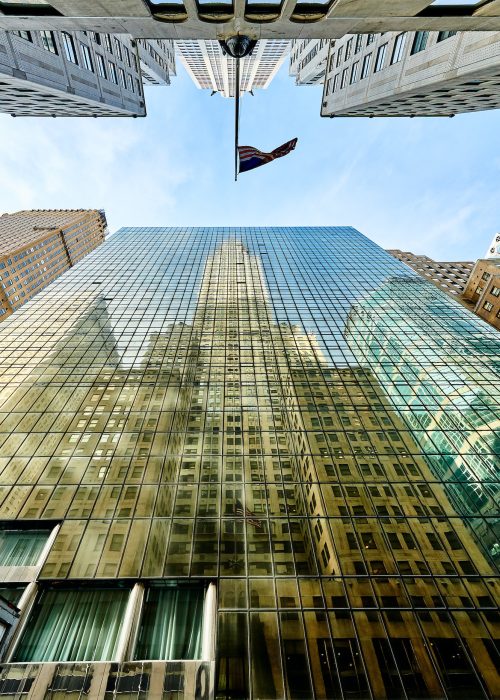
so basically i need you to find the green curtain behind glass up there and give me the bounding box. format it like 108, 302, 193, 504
0, 531, 48, 566
135, 587, 204, 660
13, 588, 128, 662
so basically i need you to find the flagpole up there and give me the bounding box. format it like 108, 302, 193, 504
234, 56, 240, 182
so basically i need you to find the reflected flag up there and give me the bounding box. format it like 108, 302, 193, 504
238, 138, 298, 174
235, 499, 263, 529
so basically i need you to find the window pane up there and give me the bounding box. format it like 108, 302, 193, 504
0, 530, 48, 566
0, 586, 25, 605
40, 30, 57, 53
135, 586, 204, 660
13, 588, 128, 662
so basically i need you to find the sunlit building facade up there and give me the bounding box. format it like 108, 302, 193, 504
0, 226, 498, 699
0, 209, 106, 322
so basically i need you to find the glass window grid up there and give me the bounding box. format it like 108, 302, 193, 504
0, 227, 498, 700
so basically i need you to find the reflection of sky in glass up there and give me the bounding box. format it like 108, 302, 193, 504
44, 227, 412, 369
0, 225, 498, 566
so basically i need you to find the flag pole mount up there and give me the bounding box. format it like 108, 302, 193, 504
219, 36, 257, 182
235, 55, 240, 181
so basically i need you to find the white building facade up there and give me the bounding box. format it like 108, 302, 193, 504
0, 29, 175, 116
321, 30, 500, 117
289, 39, 330, 86
176, 39, 289, 98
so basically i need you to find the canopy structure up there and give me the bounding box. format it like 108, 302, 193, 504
2, 0, 500, 39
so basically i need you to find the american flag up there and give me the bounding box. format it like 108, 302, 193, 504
238, 138, 298, 174
235, 499, 263, 529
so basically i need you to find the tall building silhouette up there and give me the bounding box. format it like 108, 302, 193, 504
0, 227, 497, 699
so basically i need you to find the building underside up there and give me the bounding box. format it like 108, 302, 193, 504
2, 0, 500, 39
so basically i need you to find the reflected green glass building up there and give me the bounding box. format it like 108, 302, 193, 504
0, 227, 498, 700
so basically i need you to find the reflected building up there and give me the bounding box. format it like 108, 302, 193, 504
0, 227, 498, 700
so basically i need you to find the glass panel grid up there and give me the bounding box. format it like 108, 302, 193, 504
0, 227, 498, 699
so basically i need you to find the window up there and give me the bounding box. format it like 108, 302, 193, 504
127, 73, 134, 92
92, 32, 101, 44
345, 38, 353, 60
374, 44, 387, 72
80, 43, 94, 72
96, 53, 107, 78
411, 31, 429, 55
340, 68, 349, 88
118, 67, 127, 88
361, 53, 372, 79
13, 588, 129, 662
113, 37, 122, 61
104, 34, 112, 53
437, 31, 457, 42
366, 33, 375, 45
350, 61, 359, 84
14, 30, 32, 42
124, 47, 131, 67
0, 530, 49, 567
483, 301, 493, 312
62, 32, 78, 64
108, 62, 118, 84
481, 272, 491, 281
336, 48, 343, 67
491, 286, 500, 297
355, 35, 363, 53
134, 586, 204, 660
391, 33, 406, 64
40, 31, 57, 54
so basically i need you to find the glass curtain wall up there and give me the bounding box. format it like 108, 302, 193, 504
0, 227, 497, 699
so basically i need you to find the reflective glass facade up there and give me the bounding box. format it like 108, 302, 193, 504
0, 227, 498, 699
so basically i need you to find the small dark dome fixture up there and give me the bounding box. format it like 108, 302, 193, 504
219, 36, 257, 58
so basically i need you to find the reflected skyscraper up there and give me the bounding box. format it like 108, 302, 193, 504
0, 227, 498, 699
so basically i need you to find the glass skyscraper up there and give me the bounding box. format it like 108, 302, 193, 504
0, 226, 498, 700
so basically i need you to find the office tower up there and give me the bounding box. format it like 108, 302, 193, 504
462, 258, 500, 330
0, 30, 174, 117
289, 39, 330, 86
176, 40, 289, 98
1, 1, 499, 40
387, 250, 473, 298
0, 226, 498, 699
322, 31, 500, 117
0, 209, 106, 321
388, 250, 500, 331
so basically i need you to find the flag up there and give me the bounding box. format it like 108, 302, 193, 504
235, 499, 263, 529
238, 138, 298, 174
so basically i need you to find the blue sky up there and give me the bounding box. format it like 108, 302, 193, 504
0, 60, 499, 261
